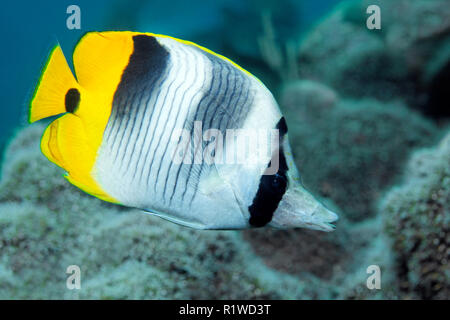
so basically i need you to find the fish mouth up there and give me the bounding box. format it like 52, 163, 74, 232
269, 186, 339, 231
309, 218, 338, 232
308, 206, 339, 232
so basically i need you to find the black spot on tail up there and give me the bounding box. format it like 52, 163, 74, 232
65, 88, 80, 113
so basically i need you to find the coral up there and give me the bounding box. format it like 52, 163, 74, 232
297, 4, 407, 101
1, 0, 448, 301
243, 218, 350, 281
297, 0, 450, 118
279, 80, 338, 114
72, 213, 311, 300
381, 132, 450, 299
0, 125, 311, 299
280, 85, 439, 221
330, 216, 399, 300
244, 206, 400, 300
0, 98, 444, 300
242, 81, 440, 299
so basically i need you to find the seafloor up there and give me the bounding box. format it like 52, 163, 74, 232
0, 0, 448, 299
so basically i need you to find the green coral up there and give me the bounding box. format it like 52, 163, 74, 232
0, 125, 310, 299
381, 132, 450, 299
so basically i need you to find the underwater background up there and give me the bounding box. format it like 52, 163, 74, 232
0, 0, 448, 299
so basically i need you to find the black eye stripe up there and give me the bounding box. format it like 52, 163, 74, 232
248, 117, 289, 227
65, 88, 80, 113
248, 149, 288, 227
276, 116, 288, 137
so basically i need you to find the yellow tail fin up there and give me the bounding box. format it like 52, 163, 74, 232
29, 45, 80, 123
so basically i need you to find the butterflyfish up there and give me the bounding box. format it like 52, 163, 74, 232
29, 31, 338, 230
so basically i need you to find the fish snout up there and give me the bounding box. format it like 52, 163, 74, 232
269, 185, 339, 231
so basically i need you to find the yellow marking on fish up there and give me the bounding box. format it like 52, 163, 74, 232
29, 31, 262, 204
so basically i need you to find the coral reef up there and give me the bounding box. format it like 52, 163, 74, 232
280, 82, 438, 221
244, 205, 400, 300
3, 120, 441, 300
244, 0, 449, 300
0, 0, 448, 301
0, 125, 313, 299
381, 132, 450, 299
297, 0, 450, 118
243, 77, 445, 300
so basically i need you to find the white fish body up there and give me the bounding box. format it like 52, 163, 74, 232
29, 31, 338, 231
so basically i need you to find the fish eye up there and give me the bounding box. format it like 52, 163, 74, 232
270, 173, 287, 190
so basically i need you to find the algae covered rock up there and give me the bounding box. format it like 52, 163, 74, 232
280, 80, 338, 115
240, 83, 440, 297
243, 217, 350, 282
298, 7, 405, 101
297, 0, 450, 118
0, 125, 310, 299
381, 132, 450, 299
281, 90, 438, 221
243, 205, 400, 300
0, 112, 445, 300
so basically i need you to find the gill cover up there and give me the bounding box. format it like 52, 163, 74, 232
29, 32, 135, 203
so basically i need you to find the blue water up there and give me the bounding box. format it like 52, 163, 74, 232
0, 0, 342, 158
0, 0, 110, 156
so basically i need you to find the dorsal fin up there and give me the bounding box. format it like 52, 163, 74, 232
72, 31, 134, 92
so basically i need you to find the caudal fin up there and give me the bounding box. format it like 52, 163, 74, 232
29, 45, 80, 123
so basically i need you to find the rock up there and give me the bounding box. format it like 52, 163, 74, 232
244, 205, 399, 300
0, 125, 311, 299
282, 95, 438, 221
243, 221, 350, 281
381, 131, 450, 299
0, 118, 445, 300
297, 0, 450, 119
280, 80, 339, 115
241, 87, 439, 297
